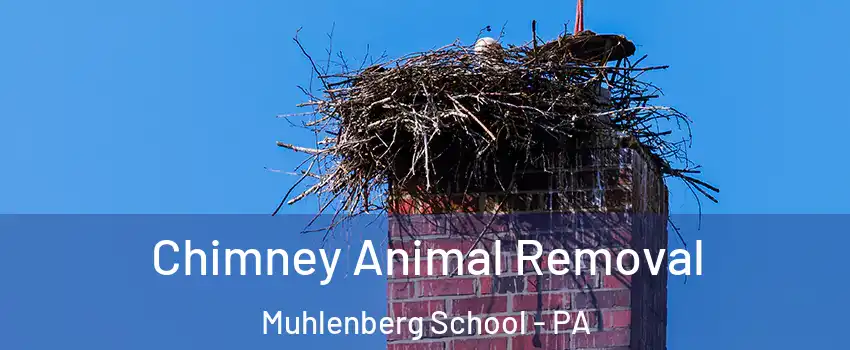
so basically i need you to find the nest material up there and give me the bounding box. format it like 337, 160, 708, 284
277, 31, 718, 218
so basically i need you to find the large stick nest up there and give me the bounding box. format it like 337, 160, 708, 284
277, 30, 718, 220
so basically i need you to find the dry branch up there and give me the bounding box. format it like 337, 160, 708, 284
277, 29, 717, 223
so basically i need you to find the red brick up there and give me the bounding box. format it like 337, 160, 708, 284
386, 149, 669, 350
603, 309, 631, 328
492, 276, 526, 294
386, 324, 414, 342
512, 334, 569, 350
389, 282, 416, 300
388, 199, 417, 215
392, 300, 445, 318
479, 276, 493, 295
573, 329, 630, 348
388, 216, 444, 237
510, 335, 537, 350
442, 213, 508, 233
417, 194, 480, 214
526, 274, 597, 292
451, 296, 508, 315
391, 259, 444, 279
451, 337, 507, 350
448, 253, 508, 275
388, 342, 445, 350
609, 225, 633, 245
513, 256, 550, 274
573, 290, 630, 309
501, 254, 512, 274
602, 274, 631, 289
420, 279, 475, 297
512, 293, 568, 312
400, 239, 476, 256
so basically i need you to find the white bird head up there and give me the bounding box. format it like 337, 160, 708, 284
474, 37, 501, 55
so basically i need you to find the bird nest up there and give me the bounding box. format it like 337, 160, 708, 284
276, 30, 717, 220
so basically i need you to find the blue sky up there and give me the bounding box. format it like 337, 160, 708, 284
3, 0, 848, 214
1, 2, 849, 349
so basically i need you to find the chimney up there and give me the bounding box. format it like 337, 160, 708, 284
387, 135, 669, 350
282, 29, 701, 350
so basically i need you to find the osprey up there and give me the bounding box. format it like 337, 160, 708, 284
474, 37, 501, 55
473, 37, 504, 70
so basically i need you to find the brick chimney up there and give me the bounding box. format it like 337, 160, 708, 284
386, 138, 669, 350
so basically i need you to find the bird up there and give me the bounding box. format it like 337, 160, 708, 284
472, 37, 505, 71
474, 37, 501, 55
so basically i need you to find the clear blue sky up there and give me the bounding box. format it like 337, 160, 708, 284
1, 2, 849, 349
2, 0, 848, 214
